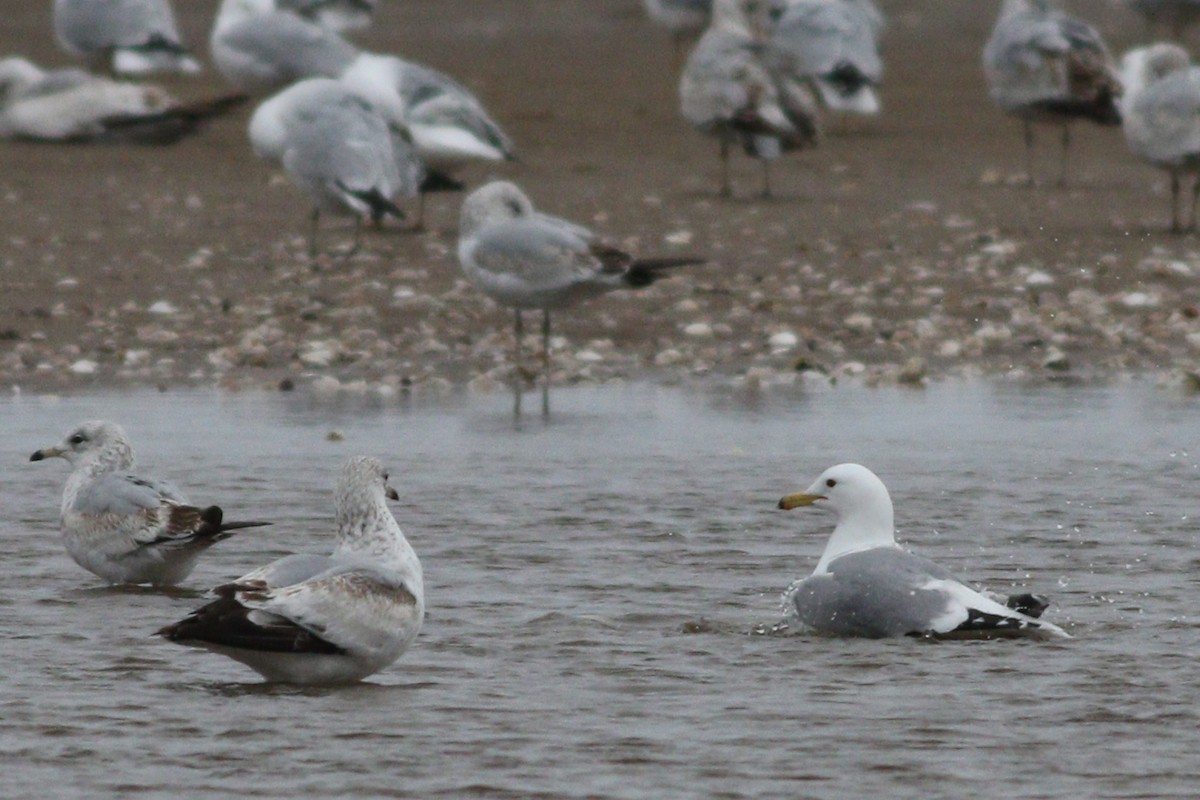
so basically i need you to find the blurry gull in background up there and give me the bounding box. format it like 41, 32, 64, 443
249, 77, 421, 256
764, 0, 884, 115
276, 0, 382, 32
54, 0, 201, 75
982, 0, 1122, 187
210, 0, 360, 93
457, 181, 701, 418
777, 463, 1070, 639
0, 57, 245, 144
28, 421, 269, 586
681, 0, 819, 197
1120, 43, 1200, 232
642, 0, 712, 62
159, 456, 424, 685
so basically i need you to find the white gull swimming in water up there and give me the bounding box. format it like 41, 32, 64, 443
680, 0, 819, 197
764, 0, 884, 115
29, 421, 270, 586
158, 456, 424, 685
777, 463, 1069, 639
54, 0, 201, 75
982, 0, 1122, 187
210, 0, 360, 93
0, 57, 245, 145
457, 180, 701, 417
1120, 43, 1200, 232
249, 77, 421, 256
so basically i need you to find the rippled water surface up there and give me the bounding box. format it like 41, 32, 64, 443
2, 382, 1197, 799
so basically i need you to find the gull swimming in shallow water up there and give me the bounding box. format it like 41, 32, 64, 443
1119, 43, 1200, 233
159, 456, 424, 685
982, 0, 1122, 187
681, 0, 819, 197
457, 181, 701, 417
777, 463, 1069, 639
249, 77, 420, 256
29, 421, 270, 586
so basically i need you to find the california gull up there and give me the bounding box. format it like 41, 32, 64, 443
29, 421, 270, 586
982, 0, 1122, 187
681, 0, 819, 197
777, 463, 1069, 639
249, 77, 421, 256
457, 180, 701, 417
54, 0, 200, 75
158, 456, 424, 684
1120, 43, 1200, 232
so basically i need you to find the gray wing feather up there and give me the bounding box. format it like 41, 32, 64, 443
219, 15, 358, 81
71, 471, 187, 516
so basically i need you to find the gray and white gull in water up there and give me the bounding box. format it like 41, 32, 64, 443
1120, 43, 1200, 232
777, 463, 1069, 639
457, 181, 701, 417
158, 456, 424, 685
681, 0, 819, 197
764, 0, 884, 115
249, 77, 420, 256
982, 0, 1122, 186
54, 0, 200, 75
29, 421, 269, 586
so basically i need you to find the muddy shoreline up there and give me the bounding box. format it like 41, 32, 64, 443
3, 0, 1199, 398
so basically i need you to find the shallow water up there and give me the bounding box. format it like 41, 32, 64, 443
2, 381, 1197, 799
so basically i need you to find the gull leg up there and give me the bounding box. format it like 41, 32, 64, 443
760, 159, 773, 199
719, 141, 732, 197
513, 309, 523, 420
339, 216, 363, 259
308, 207, 320, 259
1022, 120, 1034, 186
541, 308, 552, 419
1189, 174, 1199, 232
1171, 172, 1182, 234
1058, 125, 1070, 188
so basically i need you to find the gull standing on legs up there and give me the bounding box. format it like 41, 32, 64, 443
983, 0, 1122, 187
457, 181, 702, 418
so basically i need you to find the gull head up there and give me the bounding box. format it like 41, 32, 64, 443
337, 455, 399, 513
458, 180, 534, 237
30, 420, 134, 468
0, 57, 44, 103
1120, 44, 1190, 99
778, 463, 896, 556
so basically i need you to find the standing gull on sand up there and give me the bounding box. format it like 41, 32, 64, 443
1120, 44, 1200, 233
777, 463, 1069, 639
29, 421, 269, 586
159, 456, 424, 685
982, 0, 1122, 187
457, 181, 700, 418
681, 0, 819, 197
54, 0, 201, 75
249, 77, 420, 257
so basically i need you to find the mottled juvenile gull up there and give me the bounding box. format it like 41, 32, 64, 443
249, 77, 420, 256
765, 0, 884, 115
982, 0, 1122, 186
29, 421, 269, 586
681, 0, 819, 196
777, 463, 1069, 639
457, 180, 701, 417
159, 456, 424, 685
210, 0, 360, 93
1120, 44, 1200, 232
54, 0, 200, 75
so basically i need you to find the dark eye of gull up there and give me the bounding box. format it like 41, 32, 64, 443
69, 433, 86, 445
825, 479, 836, 488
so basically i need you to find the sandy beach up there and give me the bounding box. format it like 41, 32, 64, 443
3, 0, 1199, 396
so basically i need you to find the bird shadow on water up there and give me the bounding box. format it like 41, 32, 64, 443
179, 678, 437, 699
63, 583, 207, 601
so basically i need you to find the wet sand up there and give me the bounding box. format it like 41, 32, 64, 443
3, 0, 1199, 395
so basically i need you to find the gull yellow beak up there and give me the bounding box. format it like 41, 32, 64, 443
29, 445, 64, 462
777, 492, 826, 510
